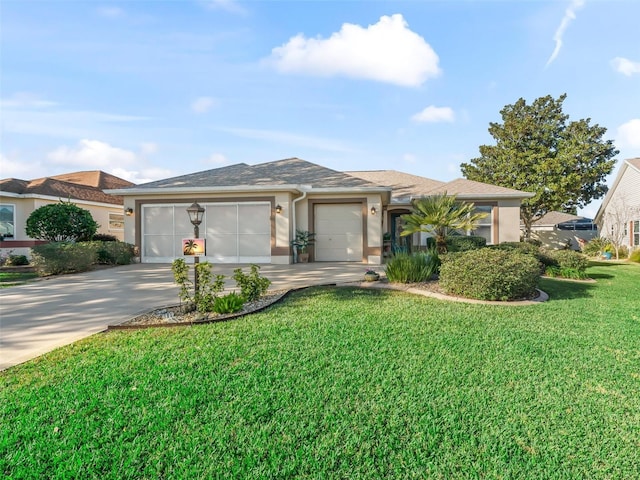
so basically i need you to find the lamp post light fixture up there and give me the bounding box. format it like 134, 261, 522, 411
186, 201, 205, 300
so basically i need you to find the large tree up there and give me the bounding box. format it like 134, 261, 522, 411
461, 94, 618, 240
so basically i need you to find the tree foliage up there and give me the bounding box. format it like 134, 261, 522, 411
460, 94, 618, 239
400, 193, 488, 253
26, 201, 99, 242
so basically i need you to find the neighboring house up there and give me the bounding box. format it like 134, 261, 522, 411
107, 158, 533, 265
527, 211, 598, 251
0, 171, 134, 256
594, 157, 640, 252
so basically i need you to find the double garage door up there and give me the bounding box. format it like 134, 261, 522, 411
142, 202, 271, 263
315, 204, 363, 262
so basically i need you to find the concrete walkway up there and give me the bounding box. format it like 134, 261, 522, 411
0, 262, 375, 371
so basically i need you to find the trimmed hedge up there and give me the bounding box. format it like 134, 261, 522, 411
31, 242, 95, 275
439, 248, 540, 301
31, 240, 136, 275
630, 249, 640, 263
445, 235, 487, 252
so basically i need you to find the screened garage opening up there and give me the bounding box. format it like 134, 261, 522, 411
142, 202, 271, 263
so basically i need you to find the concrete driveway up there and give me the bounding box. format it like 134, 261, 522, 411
0, 262, 374, 371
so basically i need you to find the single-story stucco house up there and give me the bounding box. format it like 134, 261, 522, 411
106, 158, 533, 265
526, 211, 598, 251
594, 157, 640, 252
0, 171, 134, 257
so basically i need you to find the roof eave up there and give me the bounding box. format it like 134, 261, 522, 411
105, 184, 305, 195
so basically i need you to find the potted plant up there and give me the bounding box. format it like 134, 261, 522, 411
291, 229, 316, 263
364, 269, 380, 282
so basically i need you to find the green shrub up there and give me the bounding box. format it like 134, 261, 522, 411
616, 245, 629, 259
581, 237, 611, 257
171, 259, 225, 312
385, 251, 439, 283
31, 242, 95, 275
233, 264, 271, 302
494, 241, 556, 273
92, 241, 135, 265
6, 254, 29, 266
213, 292, 245, 314
629, 249, 640, 263
439, 249, 540, 301
93, 233, 118, 242
549, 250, 589, 273
26, 201, 98, 242
445, 235, 487, 252
545, 265, 588, 280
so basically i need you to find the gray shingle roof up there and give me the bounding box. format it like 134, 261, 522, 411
346, 170, 445, 202
533, 211, 587, 226
136, 158, 379, 189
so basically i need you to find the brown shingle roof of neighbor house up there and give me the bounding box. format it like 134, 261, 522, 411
133, 158, 382, 190
533, 211, 587, 226
346, 170, 445, 202
627, 157, 640, 170
0, 171, 134, 205
347, 170, 532, 202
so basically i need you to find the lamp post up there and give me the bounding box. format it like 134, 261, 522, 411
186, 201, 205, 300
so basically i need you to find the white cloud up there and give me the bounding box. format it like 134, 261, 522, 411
611, 57, 640, 76
617, 119, 640, 149
204, 153, 229, 165
43, 139, 169, 184
0, 92, 58, 108
545, 0, 585, 68
48, 139, 137, 168
265, 14, 441, 87
191, 96, 217, 114
140, 142, 158, 155
411, 105, 455, 123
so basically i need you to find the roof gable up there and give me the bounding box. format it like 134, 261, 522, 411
428, 178, 533, 198
0, 171, 133, 205
346, 170, 445, 202
594, 157, 640, 223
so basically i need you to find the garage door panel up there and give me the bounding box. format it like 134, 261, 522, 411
315, 204, 363, 262
207, 205, 237, 234
143, 235, 174, 257
144, 207, 172, 235
239, 234, 271, 256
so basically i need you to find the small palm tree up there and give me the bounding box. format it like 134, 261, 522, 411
183, 239, 197, 255
400, 193, 488, 253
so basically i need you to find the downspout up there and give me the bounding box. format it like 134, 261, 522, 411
291, 188, 308, 263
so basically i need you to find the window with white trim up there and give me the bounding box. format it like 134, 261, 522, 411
0, 204, 15, 239
109, 213, 124, 231
471, 205, 493, 244
633, 221, 639, 246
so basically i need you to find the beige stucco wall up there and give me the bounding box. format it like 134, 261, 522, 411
1, 195, 126, 242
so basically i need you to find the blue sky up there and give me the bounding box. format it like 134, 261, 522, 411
2, 0, 639, 217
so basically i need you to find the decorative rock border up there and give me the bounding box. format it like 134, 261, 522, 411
107, 280, 549, 331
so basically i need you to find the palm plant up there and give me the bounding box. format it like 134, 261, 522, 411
400, 193, 489, 253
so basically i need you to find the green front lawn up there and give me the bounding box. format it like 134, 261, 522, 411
0, 271, 38, 288
2, 263, 639, 478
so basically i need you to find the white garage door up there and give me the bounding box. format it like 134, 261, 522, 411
315, 204, 363, 262
142, 202, 271, 263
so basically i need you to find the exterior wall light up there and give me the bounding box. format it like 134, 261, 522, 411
124, 207, 134, 216
275, 204, 283, 214
370, 206, 377, 215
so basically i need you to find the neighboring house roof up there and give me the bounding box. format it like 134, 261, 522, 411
0, 170, 134, 205
346, 170, 445, 203
111, 158, 389, 195
347, 170, 533, 203
594, 157, 640, 224
532, 211, 587, 227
